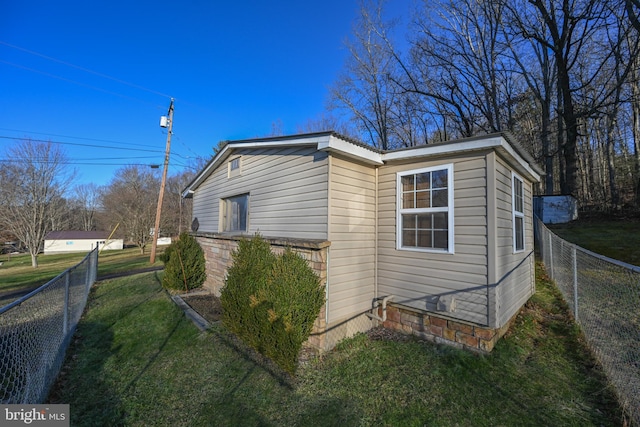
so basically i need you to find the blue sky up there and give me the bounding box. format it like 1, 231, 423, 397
0, 1, 411, 188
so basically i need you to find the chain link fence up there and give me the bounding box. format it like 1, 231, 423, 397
535, 218, 640, 425
0, 248, 98, 404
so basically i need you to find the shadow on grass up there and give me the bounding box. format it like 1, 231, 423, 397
122, 313, 184, 394
47, 321, 125, 427
198, 327, 362, 426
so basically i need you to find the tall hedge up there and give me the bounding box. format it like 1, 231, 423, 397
160, 233, 206, 292
220, 235, 325, 374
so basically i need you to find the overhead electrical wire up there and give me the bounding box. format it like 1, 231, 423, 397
0, 127, 162, 149
0, 135, 193, 161
0, 40, 219, 115
0, 135, 163, 153
0, 41, 212, 173
0, 60, 165, 109
0, 41, 173, 99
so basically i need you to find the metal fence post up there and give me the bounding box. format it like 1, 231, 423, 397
572, 246, 578, 322
549, 236, 554, 280
86, 254, 92, 291
63, 271, 70, 335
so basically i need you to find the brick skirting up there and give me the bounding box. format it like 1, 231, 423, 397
380, 304, 514, 352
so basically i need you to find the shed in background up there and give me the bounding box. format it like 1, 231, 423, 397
534, 195, 578, 224
44, 231, 124, 254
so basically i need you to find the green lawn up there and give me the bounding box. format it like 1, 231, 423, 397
549, 219, 640, 266
48, 265, 623, 426
0, 247, 164, 295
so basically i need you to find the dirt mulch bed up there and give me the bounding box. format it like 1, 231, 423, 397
180, 292, 223, 324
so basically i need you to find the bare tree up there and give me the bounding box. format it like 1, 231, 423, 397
100, 165, 160, 254
70, 183, 101, 231
0, 139, 74, 267
296, 113, 355, 136
163, 170, 197, 236
330, 0, 401, 149
502, 3, 557, 194
505, 0, 639, 196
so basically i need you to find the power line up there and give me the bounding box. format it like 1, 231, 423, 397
0, 159, 162, 166
0, 40, 173, 99
0, 156, 158, 162
0, 135, 164, 154
0, 127, 162, 150
0, 134, 195, 161
0, 60, 165, 109
1, 41, 220, 117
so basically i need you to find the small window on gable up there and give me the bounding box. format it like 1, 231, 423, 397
228, 157, 241, 178
222, 194, 249, 233
397, 164, 454, 253
512, 172, 525, 253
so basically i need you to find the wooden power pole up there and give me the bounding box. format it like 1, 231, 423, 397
150, 98, 174, 264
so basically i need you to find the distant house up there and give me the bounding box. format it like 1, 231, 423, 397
44, 231, 124, 254
182, 131, 542, 353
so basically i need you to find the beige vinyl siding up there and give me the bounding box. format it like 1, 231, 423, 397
327, 156, 376, 323
377, 155, 490, 325
191, 146, 329, 240
494, 156, 536, 326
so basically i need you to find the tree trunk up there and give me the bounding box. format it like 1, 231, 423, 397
632, 59, 640, 206
541, 98, 554, 194
31, 252, 39, 268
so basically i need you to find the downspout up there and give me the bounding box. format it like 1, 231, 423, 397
325, 248, 330, 325
374, 165, 379, 300
325, 155, 332, 327
366, 166, 394, 323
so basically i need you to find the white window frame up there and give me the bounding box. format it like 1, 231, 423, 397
228, 157, 241, 178
221, 193, 249, 233
396, 164, 455, 254
512, 172, 525, 253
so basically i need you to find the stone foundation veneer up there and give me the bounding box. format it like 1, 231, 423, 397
380, 304, 515, 353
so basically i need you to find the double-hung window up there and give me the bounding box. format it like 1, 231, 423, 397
222, 194, 249, 233
512, 173, 525, 252
397, 164, 454, 253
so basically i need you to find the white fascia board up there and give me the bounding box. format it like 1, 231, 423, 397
317, 135, 383, 165
382, 136, 541, 182
381, 136, 504, 161
232, 135, 330, 149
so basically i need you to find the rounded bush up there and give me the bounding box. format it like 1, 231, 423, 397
220, 235, 325, 374
161, 233, 206, 292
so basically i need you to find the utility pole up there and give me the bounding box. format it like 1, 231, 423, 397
150, 98, 174, 264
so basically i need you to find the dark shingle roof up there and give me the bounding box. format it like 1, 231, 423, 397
45, 231, 111, 240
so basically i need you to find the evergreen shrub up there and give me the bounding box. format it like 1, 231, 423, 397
161, 233, 206, 292
220, 235, 325, 374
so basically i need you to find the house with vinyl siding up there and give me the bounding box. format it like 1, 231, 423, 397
182, 131, 542, 352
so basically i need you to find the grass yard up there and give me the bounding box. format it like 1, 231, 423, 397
0, 247, 164, 296
48, 264, 623, 426
549, 219, 640, 266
